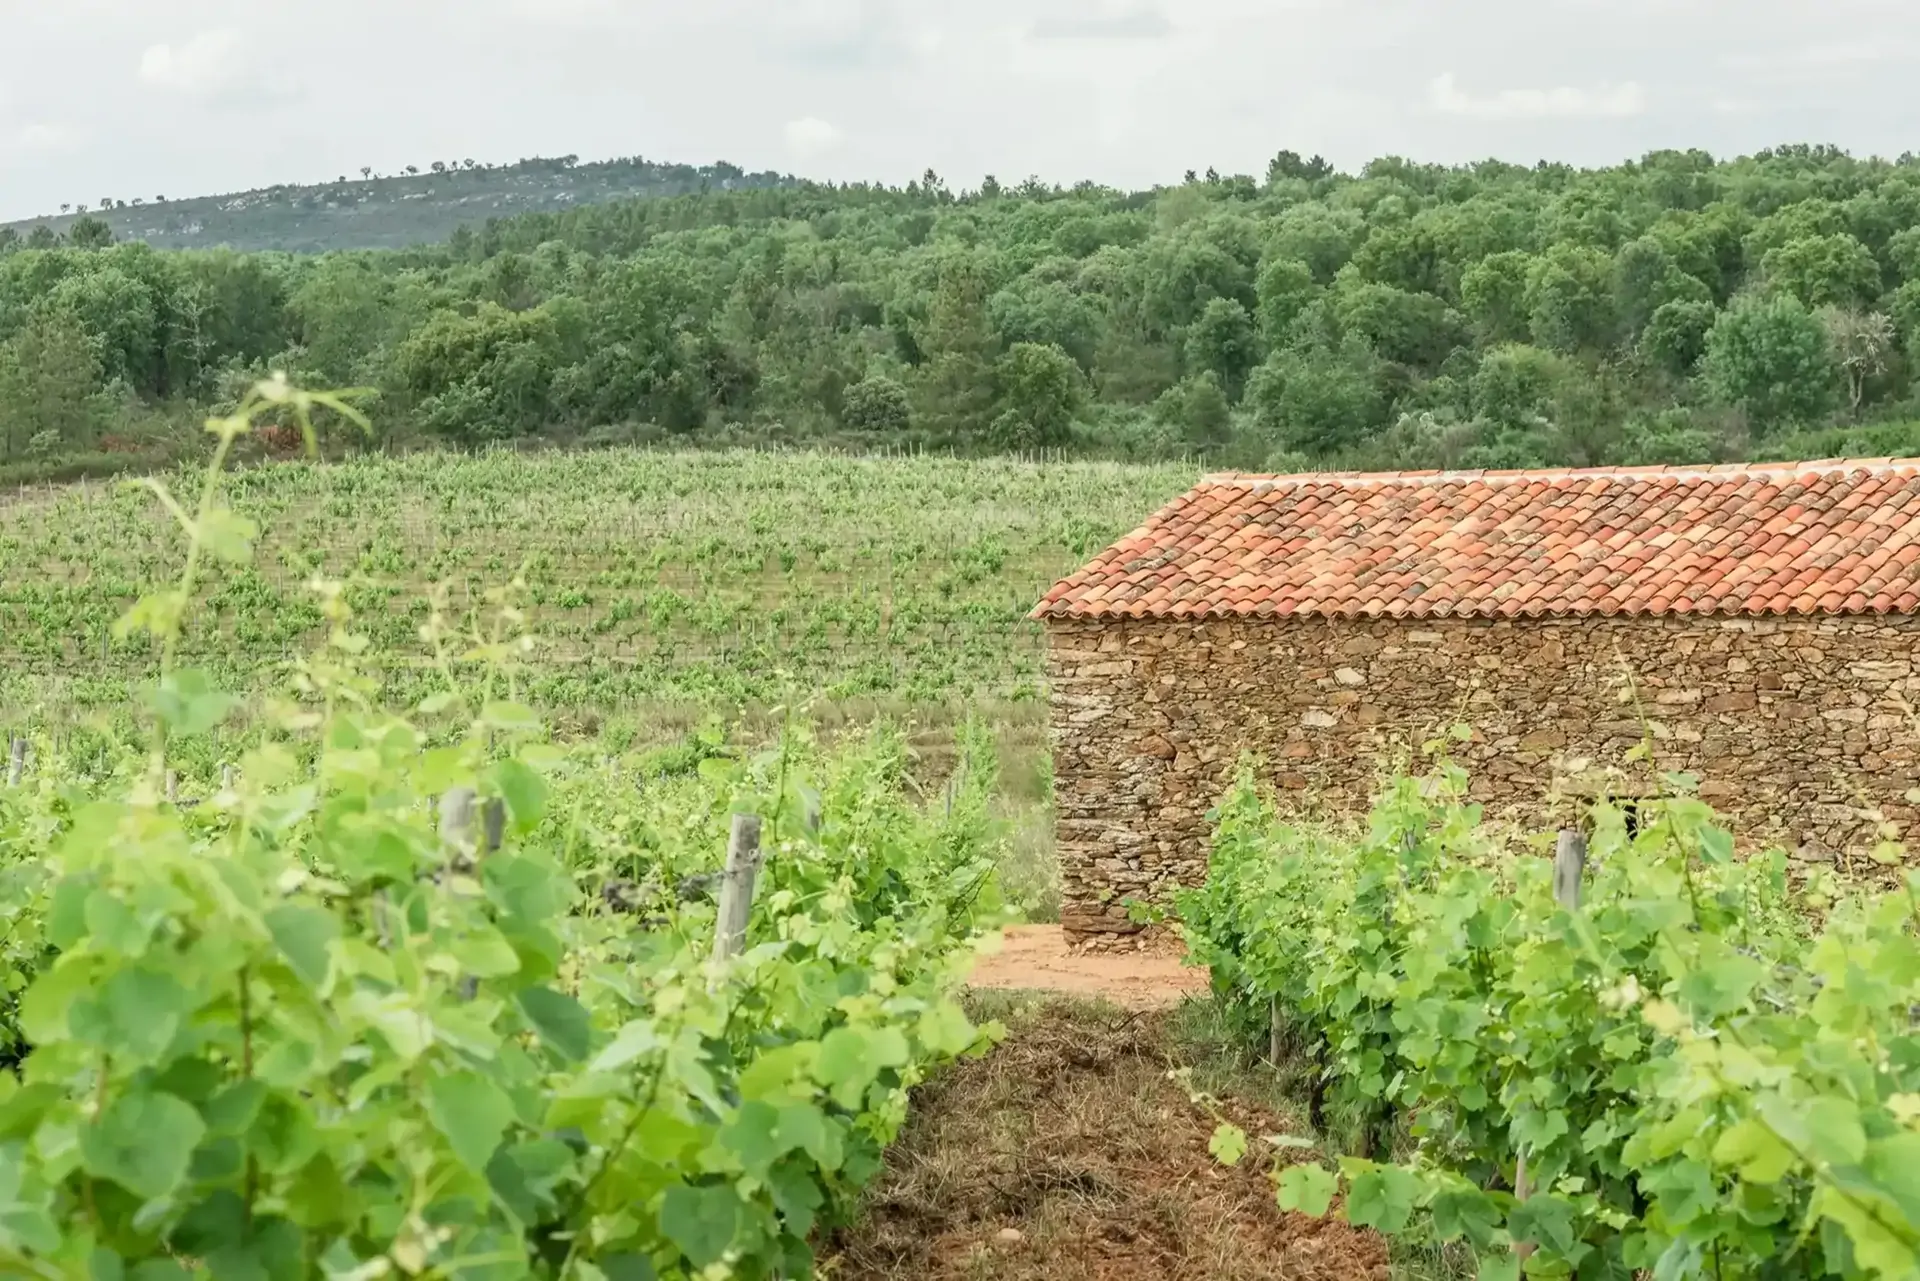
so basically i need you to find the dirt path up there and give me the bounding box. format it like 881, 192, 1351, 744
967, 924, 1209, 1010
826, 1004, 1387, 1281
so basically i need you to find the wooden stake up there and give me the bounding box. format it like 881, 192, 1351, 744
440, 787, 477, 859
711, 814, 765, 964
165, 771, 178, 805
1517, 828, 1589, 1261
481, 797, 506, 855
6, 738, 23, 787
1553, 829, 1588, 911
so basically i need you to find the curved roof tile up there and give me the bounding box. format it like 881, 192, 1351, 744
1032, 460, 1920, 622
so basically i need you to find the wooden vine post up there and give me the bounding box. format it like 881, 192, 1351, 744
6, 738, 24, 787
1515, 827, 1588, 1262
711, 814, 765, 964
441, 788, 505, 995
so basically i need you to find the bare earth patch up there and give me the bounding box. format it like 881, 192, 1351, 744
966, 925, 1209, 1010
824, 1002, 1388, 1281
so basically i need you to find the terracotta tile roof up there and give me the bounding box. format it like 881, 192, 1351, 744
1033, 459, 1920, 621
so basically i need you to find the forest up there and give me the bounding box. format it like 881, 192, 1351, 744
4, 144, 1920, 480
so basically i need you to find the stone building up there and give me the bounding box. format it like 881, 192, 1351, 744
1034, 460, 1920, 939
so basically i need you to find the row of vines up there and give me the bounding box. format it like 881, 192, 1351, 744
0, 385, 1016, 1277
0, 449, 1194, 723
1183, 758, 1920, 1280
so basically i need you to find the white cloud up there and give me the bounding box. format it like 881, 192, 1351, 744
138, 29, 247, 97
1029, 4, 1173, 40
1428, 72, 1648, 120
501, 0, 619, 25
784, 116, 843, 158
5, 123, 77, 154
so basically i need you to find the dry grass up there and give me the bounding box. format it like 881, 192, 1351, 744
824, 997, 1388, 1281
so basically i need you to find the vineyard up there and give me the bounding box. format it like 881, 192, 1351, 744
6, 386, 1919, 1279
0, 686, 1015, 1276
0, 449, 1193, 734
0, 390, 1028, 1276
1183, 759, 1920, 1280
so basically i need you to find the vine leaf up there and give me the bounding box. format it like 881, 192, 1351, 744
815, 1026, 910, 1110
425, 1070, 514, 1173
1209, 1123, 1248, 1166
1276, 1163, 1337, 1216
197, 506, 260, 565
488, 758, 548, 834
266, 904, 338, 990
1344, 1165, 1421, 1233
81, 1089, 204, 1200
146, 668, 237, 737
659, 1183, 745, 1268
516, 986, 590, 1063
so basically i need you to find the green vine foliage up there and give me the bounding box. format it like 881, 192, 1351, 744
0, 382, 1007, 1278
1181, 757, 1920, 1280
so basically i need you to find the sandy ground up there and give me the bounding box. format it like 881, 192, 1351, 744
966, 925, 1210, 1010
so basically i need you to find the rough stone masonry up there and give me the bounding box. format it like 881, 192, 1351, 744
1047, 614, 1920, 938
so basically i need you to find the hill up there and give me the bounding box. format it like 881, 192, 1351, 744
4, 144, 1920, 486
1, 154, 796, 253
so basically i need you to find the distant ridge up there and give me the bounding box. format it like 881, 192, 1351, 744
2, 154, 798, 253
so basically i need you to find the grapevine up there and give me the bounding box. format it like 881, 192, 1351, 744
1182, 755, 1920, 1279
0, 382, 1016, 1277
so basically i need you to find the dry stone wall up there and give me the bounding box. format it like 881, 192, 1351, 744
1047, 614, 1920, 938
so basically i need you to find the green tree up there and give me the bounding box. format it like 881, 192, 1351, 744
1184, 297, 1258, 399
395, 303, 567, 444
1817, 307, 1896, 419
1331, 279, 1464, 369
917, 256, 1000, 443
0, 309, 108, 458
840, 373, 912, 435
1701, 293, 1836, 433
1471, 344, 1575, 430
1245, 343, 1387, 454
1645, 205, 1749, 302
988, 276, 1101, 370
66, 216, 115, 250
992, 341, 1082, 448
1153, 371, 1233, 447
1348, 224, 1442, 296
1888, 226, 1920, 284
1639, 299, 1719, 377
1266, 206, 1365, 283
1761, 234, 1882, 309
1614, 237, 1711, 336
39, 265, 162, 393
188, 251, 292, 369
290, 257, 395, 385
1140, 228, 1255, 335
1255, 257, 1318, 346
1526, 245, 1617, 354
1891, 279, 1920, 366
1742, 198, 1847, 263
1459, 251, 1534, 345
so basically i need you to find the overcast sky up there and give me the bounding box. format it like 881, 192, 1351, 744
3, 0, 1917, 222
